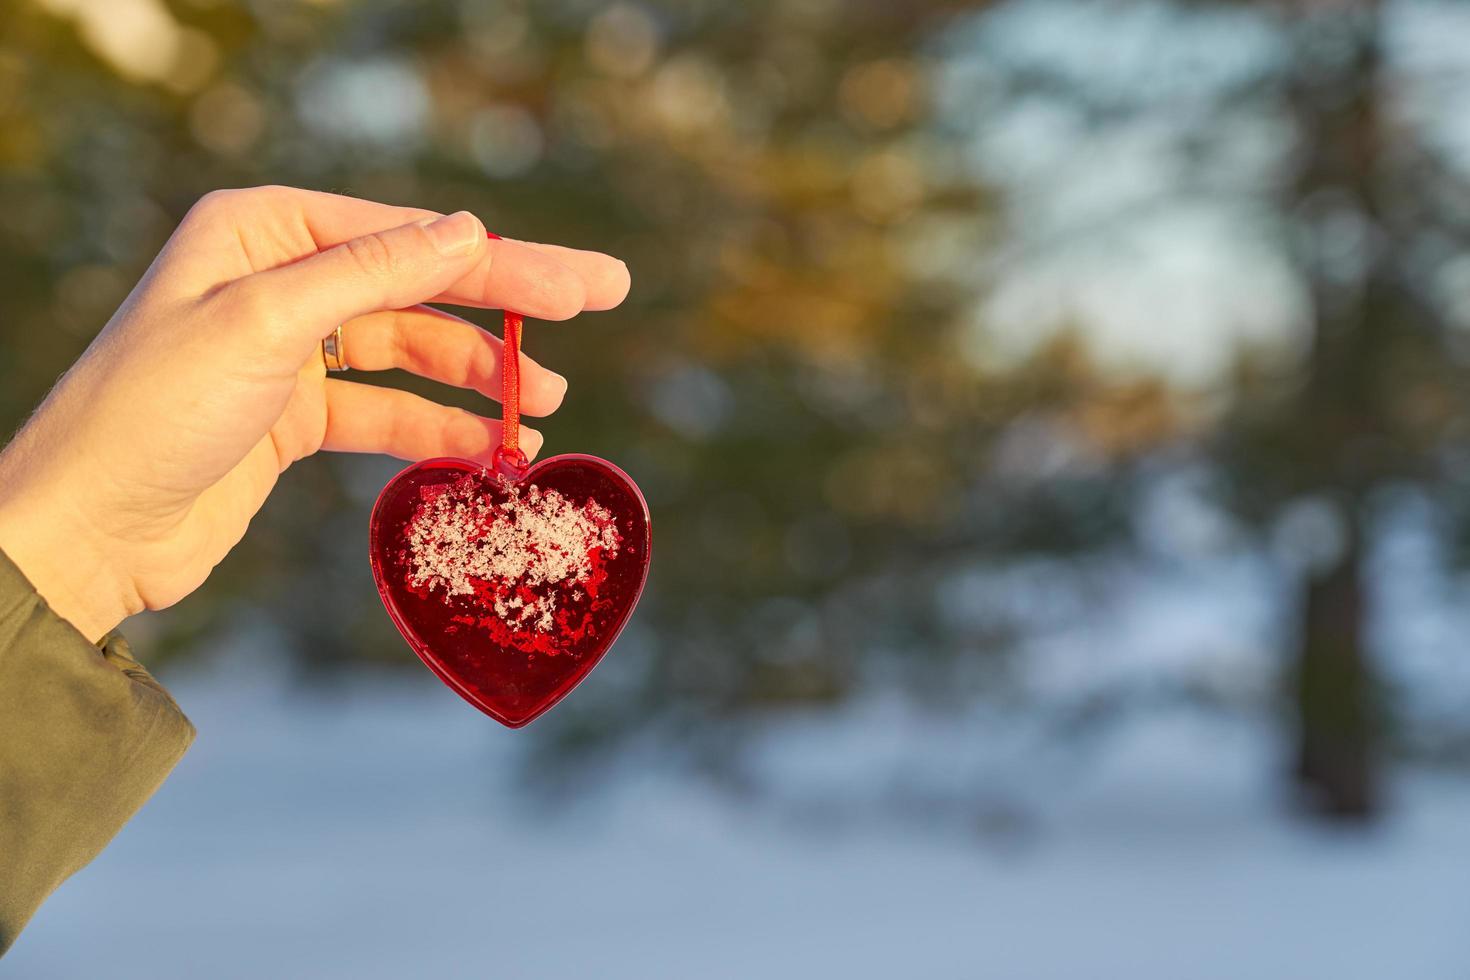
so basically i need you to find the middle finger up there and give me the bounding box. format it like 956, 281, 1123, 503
340, 306, 568, 417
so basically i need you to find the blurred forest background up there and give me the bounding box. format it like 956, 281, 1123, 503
6, 0, 1470, 835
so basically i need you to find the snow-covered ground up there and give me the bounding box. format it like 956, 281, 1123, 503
9, 647, 1470, 980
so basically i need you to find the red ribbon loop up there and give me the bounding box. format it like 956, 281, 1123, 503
486, 230, 527, 475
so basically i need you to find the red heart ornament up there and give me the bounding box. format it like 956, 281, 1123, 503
369, 454, 651, 728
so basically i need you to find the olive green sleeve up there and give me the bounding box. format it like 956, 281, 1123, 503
0, 547, 194, 956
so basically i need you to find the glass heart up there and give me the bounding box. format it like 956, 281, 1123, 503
369, 454, 651, 727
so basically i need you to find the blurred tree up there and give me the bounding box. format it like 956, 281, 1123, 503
948, 0, 1470, 819
19, 0, 1396, 822
2, 0, 1150, 729
1239, 0, 1395, 818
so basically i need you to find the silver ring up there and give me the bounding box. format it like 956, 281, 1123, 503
322, 324, 348, 372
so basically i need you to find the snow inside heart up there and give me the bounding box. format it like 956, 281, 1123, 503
404, 474, 621, 634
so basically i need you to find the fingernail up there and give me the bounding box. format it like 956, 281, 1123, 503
548, 371, 569, 401
422, 211, 484, 256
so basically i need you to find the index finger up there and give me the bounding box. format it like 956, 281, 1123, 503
288, 188, 630, 318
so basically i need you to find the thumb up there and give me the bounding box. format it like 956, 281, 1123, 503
233, 211, 487, 353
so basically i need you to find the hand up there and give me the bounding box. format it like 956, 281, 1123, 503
0, 186, 630, 641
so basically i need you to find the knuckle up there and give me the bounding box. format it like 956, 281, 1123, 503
547, 283, 587, 321
186, 185, 289, 225
343, 232, 398, 278
216, 278, 288, 347
222, 277, 272, 322
388, 309, 418, 362
540, 266, 588, 321
445, 407, 482, 452
185, 188, 242, 225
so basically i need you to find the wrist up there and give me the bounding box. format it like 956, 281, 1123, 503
0, 489, 141, 644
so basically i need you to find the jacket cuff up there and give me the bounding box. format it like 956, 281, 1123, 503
0, 547, 195, 955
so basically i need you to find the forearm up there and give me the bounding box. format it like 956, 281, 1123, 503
0, 547, 193, 956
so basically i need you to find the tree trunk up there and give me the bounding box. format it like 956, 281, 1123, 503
1291, 526, 1376, 819
1281, 0, 1385, 823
